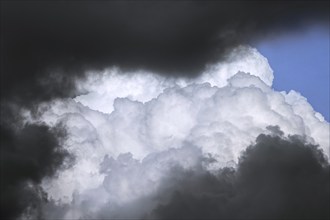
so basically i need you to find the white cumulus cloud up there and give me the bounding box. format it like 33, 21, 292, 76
22, 46, 329, 219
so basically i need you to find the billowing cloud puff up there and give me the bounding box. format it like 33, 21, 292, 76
21, 46, 329, 219
74, 46, 274, 113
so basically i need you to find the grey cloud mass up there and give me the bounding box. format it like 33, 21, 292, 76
0, 105, 72, 219
152, 131, 329, 220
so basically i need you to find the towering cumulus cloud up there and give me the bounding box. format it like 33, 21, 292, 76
1, 1, 329, 219
18, 46, 329, 219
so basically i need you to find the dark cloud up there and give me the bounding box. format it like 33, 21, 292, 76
152, 132, 330, 219
1, 1, 329, 104
1, 2, 329, 219
0, 105, 73, 219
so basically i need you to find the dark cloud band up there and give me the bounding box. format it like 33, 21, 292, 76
1, 1, 329, 104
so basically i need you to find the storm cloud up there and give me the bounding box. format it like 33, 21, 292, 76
0, 105, 72, 219
1, 1, 329, 219
152, 132, 330, 220
14, 48, 328, 219
1, 1, 329, 104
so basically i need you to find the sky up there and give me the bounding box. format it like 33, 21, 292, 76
1, 1, 329, 220
256, 25, 330, 121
